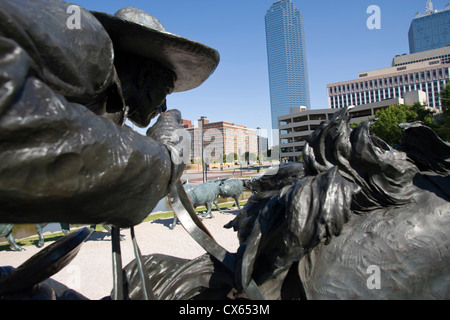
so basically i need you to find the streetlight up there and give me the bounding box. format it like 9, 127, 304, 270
200, 116, 207, 183
257, 127, 261, 166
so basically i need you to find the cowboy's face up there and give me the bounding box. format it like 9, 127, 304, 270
117, 57, 175, 128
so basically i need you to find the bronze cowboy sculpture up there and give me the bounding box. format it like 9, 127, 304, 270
0, 0, 233, 299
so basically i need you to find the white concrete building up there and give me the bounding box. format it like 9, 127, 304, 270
327, 47, 450, 110
278, 91, 431, 161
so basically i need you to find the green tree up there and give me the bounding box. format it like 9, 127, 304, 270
369, 102, 437, 146
411, 101, 436, 127
440, 81, 450, 114
436, 82, 450, 141
370, 104, 420, 146
350, 121, 363, 129
436, 116, 450, 141
224, 153, 238, 163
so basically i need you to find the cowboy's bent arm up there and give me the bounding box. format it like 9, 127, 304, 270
0, 46, 174, 228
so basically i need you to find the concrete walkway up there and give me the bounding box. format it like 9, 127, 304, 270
0, 208, 241, 300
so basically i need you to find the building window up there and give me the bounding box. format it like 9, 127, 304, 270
293, 115, 308, 123
350, 109, 372, 119
309, 114, 327, 121
294, 136, 309, 143
281, 147, 294, 153
293, 125, 308, 132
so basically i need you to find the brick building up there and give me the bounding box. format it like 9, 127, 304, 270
183, 117, 258, 164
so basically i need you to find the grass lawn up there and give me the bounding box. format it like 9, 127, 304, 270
0, 199, 248, 251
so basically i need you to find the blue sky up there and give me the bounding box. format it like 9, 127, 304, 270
70, 0, 447, 135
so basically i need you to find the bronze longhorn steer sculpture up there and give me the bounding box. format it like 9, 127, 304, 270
170, 179, 226, 230
218, 178, 246, 210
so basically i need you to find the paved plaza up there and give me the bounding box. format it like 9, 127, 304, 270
0, 208, 241, 300
0, 164, 278, 299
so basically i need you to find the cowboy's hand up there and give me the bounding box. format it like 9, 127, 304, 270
146, 110, 190, 186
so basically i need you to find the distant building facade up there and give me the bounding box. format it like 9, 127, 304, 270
184, 117, 258, 164
409, 1, 450, 54
327, 47, 450, 111
265, 0, 311, 131
278, 91, 431, 161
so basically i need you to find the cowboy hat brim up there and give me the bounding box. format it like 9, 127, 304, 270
92, 11, 220, 93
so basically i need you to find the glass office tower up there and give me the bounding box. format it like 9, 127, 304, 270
265, 0, 311, 130
409, 1, 450, 54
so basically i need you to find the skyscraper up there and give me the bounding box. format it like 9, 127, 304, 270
265, 0, 311, 131
409, 1, 450, 54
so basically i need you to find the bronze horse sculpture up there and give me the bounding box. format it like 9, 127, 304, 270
227, 109, 450, 299
121, 107, 450, 300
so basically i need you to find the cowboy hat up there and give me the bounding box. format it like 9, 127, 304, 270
92, 7, 220, 93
